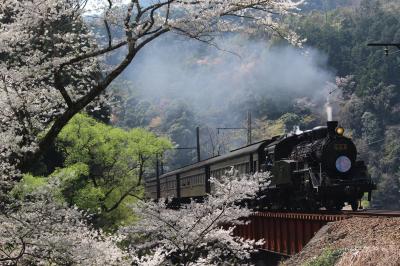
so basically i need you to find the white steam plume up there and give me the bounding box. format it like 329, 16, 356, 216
117, 34, 336, 125
326, 104, 333, 121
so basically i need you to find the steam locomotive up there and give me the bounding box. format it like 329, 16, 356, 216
145, 121, 375, 211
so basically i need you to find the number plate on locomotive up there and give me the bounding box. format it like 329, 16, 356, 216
334, 144, 347, 151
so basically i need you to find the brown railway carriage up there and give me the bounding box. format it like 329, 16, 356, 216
145, 139, 276, 200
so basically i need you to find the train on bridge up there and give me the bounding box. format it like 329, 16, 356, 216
145, 121, 376, 211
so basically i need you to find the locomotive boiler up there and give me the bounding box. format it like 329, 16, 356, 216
145, 121, 375, 211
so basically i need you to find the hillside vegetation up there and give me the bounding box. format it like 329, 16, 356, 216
113, 0, 400, 209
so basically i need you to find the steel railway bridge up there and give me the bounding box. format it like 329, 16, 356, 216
233, 210, 400, 256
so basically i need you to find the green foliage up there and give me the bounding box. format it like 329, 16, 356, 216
156, 101, 198, 168
73, 185, 105, 211
303, 249, 344, 266
253, 112, 320, 141
300, 0, 355, 12
361, 112, 382, 143
254, 118, 285, 140
280, 113, 302, 133
296, 0, 400, 94
15, 113, 172, 231
361, 193, 371, 208
54, 113, 172, 230
372, 127, 400, 209
112, 87, 199, 169
11, 174, 47, 200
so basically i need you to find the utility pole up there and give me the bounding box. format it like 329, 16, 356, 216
247, 111, 252, 145
156, 154, 160, 199
367, 43, 400, 56
160, 154, 164, 175
196, 126, 201, 162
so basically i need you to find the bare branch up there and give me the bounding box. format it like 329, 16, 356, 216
59, 41, 127, 69
103, 0, 113, 48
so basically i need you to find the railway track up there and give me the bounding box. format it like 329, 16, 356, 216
255, 209, 400, 218
341, 209, 400, 217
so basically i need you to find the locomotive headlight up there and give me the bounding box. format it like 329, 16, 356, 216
336, 155, 352, 173
336, 127, 345, 135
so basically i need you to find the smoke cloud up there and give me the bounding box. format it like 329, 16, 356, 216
118, 34, 335, 126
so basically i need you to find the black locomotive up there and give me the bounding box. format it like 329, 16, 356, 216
145, 121, 375, 211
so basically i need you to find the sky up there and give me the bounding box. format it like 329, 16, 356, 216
83, 0, 130, 15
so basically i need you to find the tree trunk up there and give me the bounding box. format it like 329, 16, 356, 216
20, 44, 139, 174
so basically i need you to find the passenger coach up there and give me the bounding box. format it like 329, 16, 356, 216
145, 139, 275, 200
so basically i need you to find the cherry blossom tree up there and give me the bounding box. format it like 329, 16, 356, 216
0, 179, 129, 265
0, 1, 299, 263
121, 170, 269, 265
1, 169, 269, 264
0, 0, 302, 184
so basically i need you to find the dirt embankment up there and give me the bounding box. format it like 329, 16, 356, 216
283, 217, 400, 266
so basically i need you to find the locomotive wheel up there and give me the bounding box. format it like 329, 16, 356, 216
350, 200, 358, 211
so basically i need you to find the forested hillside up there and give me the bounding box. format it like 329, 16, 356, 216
114, 0, 400, 209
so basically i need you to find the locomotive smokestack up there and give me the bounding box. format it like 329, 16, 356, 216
327, 121, 338, 137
